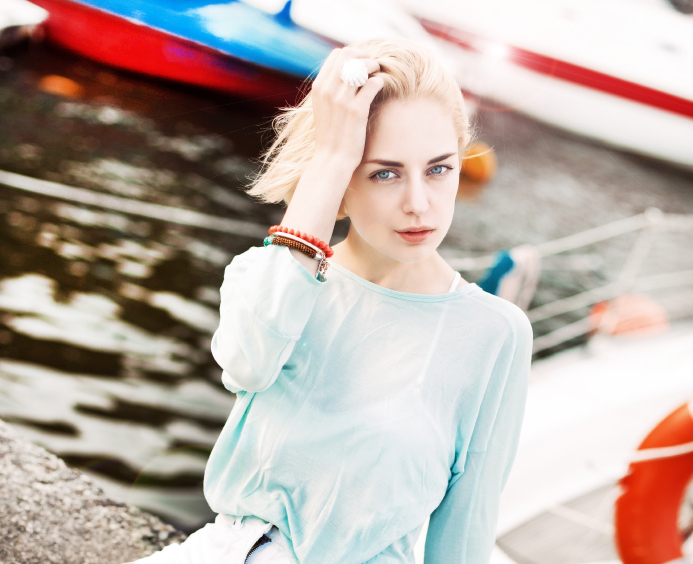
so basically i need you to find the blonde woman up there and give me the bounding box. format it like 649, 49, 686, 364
133, 37, 533, 564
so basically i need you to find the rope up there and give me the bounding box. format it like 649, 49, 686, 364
0, 169, 267, 238
448, 207, 693, 271
630, 441, 693, 463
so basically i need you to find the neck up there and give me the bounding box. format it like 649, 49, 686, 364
330, 226, 455, 295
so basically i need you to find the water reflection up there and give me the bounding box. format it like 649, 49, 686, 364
0, 182, 238, 529
0, 357, 233, 528
0, 42, 285, 531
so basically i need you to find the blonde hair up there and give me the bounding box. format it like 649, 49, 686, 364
244, 37, 472, 220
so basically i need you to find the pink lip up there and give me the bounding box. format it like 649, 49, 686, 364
396, 229, 434, 243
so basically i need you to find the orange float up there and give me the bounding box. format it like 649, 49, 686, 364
615, 402, 693, 564
589, 294, 669, 336
461, 141, 497, 183
38, 75, 85, 99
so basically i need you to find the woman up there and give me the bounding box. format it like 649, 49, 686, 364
133, 37, 533, 564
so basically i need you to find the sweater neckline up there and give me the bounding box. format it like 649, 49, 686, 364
328, 262, 480, 303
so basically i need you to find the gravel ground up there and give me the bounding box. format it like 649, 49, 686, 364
0, 418, 186, 563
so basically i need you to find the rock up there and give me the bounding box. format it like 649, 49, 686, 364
0, 418, 187, 563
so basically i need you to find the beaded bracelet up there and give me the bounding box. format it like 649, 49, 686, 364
263, 234, 330, 282
270, 232, 324, 256
267, 235, 319, 259
266, 235, 330, 283
268, 225, 334, 258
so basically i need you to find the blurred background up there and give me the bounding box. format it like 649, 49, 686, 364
0, 0, 692, 563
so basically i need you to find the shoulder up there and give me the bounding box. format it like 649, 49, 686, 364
468, 292, 534, 396
224, 244, 263, 272
459, 285, 533, 348
228, 244, 275, 265
467, 291, 533, 411
223, 244, 294, 276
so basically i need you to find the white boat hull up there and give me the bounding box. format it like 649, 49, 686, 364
435, 38, 693, 168
397, 0, 693, 168
0, 0, 47, 47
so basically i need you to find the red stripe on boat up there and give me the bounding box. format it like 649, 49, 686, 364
31, 0, 303, 107
420, 17, 693, 120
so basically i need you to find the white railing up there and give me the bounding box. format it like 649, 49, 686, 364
447, 207, 693, 354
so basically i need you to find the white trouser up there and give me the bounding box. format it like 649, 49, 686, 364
134, 514, 292, 564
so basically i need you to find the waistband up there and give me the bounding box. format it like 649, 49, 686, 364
216, 513, 296, 564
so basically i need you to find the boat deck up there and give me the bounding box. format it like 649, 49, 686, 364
498, 483, 619, 564
491, 323, 693, 564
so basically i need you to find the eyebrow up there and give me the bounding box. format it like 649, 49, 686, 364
364, 153, 457, 167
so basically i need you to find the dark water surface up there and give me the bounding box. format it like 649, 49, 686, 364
0, 40, 692, 532
0, 42, 290, 531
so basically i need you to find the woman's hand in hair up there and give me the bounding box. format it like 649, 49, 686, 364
278, 48, 383, 276
311, 47, 384, 173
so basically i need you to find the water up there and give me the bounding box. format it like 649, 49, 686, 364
0, 41, 288, 532
1, 39, 692, 533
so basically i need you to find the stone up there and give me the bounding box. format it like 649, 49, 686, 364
0, 419, 187, 563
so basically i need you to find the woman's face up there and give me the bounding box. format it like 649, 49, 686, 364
343, 97, 460, 264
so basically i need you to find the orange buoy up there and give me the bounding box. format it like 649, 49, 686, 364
461, 141, 497, 183
38, 75, 85, 99
588, 294, 669, 336
615, 402, 693, 564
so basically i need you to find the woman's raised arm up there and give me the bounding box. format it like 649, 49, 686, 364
211, 47, 384, 393
280, 47, 383, 275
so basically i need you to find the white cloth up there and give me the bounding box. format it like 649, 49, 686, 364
206, 244, 533, 564
448, 271, 462, 293
134, 514, 292, 564
137, 268, 465, 564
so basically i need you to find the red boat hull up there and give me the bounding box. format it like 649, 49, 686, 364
31, 0, 304, 107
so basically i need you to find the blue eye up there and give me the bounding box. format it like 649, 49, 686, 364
431, 165, 455, 176
373, 170, 396, 181
370, 165, 453, 183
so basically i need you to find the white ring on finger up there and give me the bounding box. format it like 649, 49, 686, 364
340, 59, 369, 87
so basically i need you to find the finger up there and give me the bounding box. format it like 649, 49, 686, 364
359, 58, 380, 75
338, 47, 372, 61
354, 75, 385, 106
315, 46, 361, 87
313, 48, 342, 84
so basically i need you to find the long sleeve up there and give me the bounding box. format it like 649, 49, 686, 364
210, 243, 324, 393
424, 305, 533, 564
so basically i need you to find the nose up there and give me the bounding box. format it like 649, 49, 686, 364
401, 175, 430, 217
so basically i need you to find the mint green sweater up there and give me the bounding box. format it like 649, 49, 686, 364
204, 243, 532, 564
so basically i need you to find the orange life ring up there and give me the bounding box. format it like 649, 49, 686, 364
615, 402, 693, 564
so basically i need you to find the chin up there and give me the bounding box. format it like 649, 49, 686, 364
382, 243, 436, 264
356, 226, 442, 263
